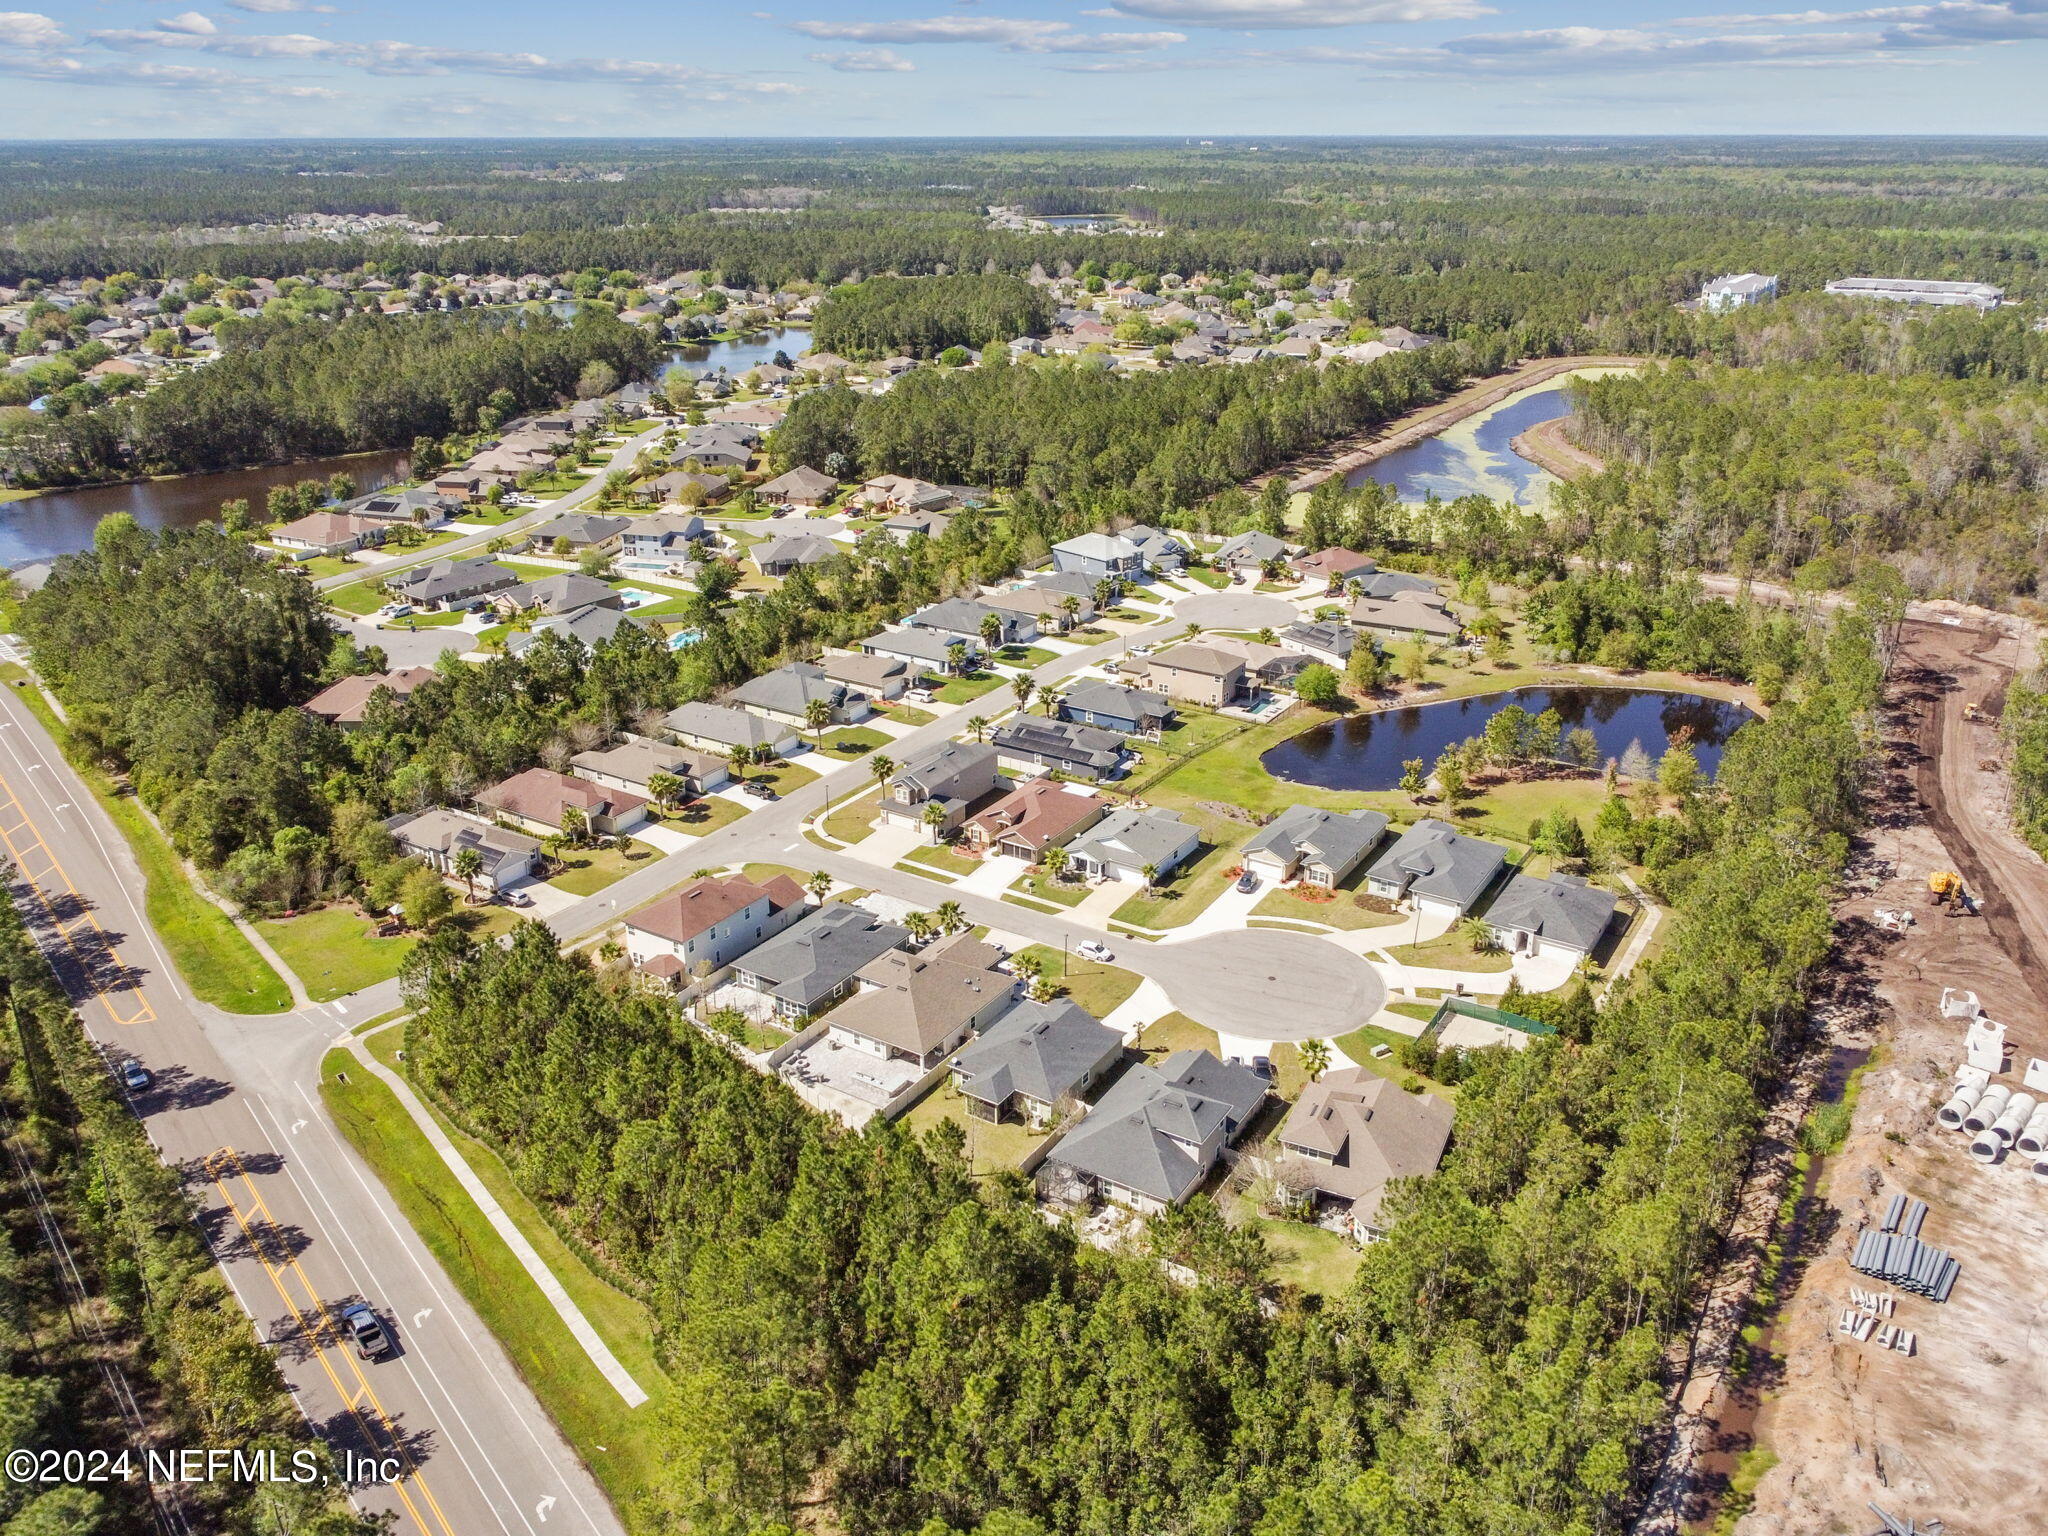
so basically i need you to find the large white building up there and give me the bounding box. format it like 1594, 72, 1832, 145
1700, 273, 1777, 311
1823, 276, 2003, 311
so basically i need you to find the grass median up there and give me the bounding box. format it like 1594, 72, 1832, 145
320, 1045, 669, 1530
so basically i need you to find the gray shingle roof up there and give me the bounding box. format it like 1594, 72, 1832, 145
1244, 806, 1389, 877
1364, 818, 1506, 909
735, 904, 908, 1010
727, 662, 846, 718
953, 999, 1123, 1111
1059, 680, 1173, 728
1049, 1050, 1266, 1204
1484, 871, 1617, 953
389, 557, 518, 603
905, 597, 1012, 638
892, 739, 999, 801
527, 513, 629, 547
500, 573, 621, 615
1067, 806, 1196, 872
663, 701, 789, 750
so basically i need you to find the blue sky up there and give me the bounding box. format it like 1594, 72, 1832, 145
3, 0, 2046, 137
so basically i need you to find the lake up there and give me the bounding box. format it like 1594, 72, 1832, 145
1346, 382, 1570, 507
661, 326, 812, 382
1262, 686, 1757, 793
2, 448, 411, 569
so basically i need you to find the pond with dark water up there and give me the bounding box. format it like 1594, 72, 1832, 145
1345, 383, 1570, 506
2, 448, 411, 569
660, 326, 812, 382
1262, 686, 1756, 793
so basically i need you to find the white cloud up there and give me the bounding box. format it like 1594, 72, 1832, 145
0, 10, 67, 48
1100, 0, 1494, 25
790, 14, 1184, 51
808, 47, 917, 70
224, 0, 337, 12
155, 11, 219, 35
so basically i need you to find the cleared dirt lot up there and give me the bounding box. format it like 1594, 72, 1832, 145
1736, 620, 2048, 1536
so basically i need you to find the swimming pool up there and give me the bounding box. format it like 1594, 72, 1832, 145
616, 587, 667, 610
667, 628, 704, 650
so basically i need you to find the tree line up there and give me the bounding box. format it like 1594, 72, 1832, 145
812, 274, 1053, 360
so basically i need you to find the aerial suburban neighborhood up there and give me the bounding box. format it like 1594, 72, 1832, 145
0, 117, 2042, 1536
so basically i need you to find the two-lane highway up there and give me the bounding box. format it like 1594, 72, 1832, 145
0, 683, 625, 1536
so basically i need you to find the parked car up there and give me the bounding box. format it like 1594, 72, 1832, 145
1235, 869, 1258, 894
340, 1303, 393, 1361
741, 781, 778, 800
120, 1060, 152, 1092
1075, 940, 1113, 963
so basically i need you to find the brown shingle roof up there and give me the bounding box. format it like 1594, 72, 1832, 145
831, 933, 1011, 1057
626, 872, 805, 946
474, 767, 646, 826
300, 666, 438, 726
963, 778, 1105, 854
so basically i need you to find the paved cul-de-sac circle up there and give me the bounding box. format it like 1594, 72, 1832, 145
1148, 928, 1386, 1041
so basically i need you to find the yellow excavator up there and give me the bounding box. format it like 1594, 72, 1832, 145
1930, 871, 1975, 914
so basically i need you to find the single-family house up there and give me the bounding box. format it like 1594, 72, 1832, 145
819, 652, 910, 701
904, 597, 1035, 647
344, 487, 461, 526
433, 471, 484, 502
384, 808, 540, 893
1276, 620, 1355, 667
727, 661, 865, 728
663, 701, 801, 758
857, 473, 946, 511
860, 627, 977, 674
882, 507, 953, 545
951, 999, 1124, 1127
270, 511, 386, 557
729, 904, 909, 1020
1243, 806, 1389, 887
386, 557, 519, 611
507, 604, 654, 655
1275, 1069, 1454, 1232
1121, 524, 1189, 575
1059, 680, 1175, 737
1041, 1050, 1267, 1212
1362, 818, 1506, 917
1051, 532, 1144, 583
571, 736, 730, 800
1064, 806, 1200, 884
491, 573, 624, 618
1133, 644, 1246, 708
640, 470, 730, 506
525, 513, 629, 554
825, 933, 1016, 1070
623, 871, 808, 982
1343, 567, 1442, 602
1484, 871, 1618, 960
990, 716, 1127, 782
753, 533, 839, 578
1293, 548, 1379, 587
985, 584, 1094, 632
474, 767, 649, 837
1214, 530, 1291, 572
756, 465, 838, 507
961, 779, 1106, 860
618, 512, 709, 564
880, 740, 1002, 836
1348, 592, 1461, 645
300, 666, 438, 728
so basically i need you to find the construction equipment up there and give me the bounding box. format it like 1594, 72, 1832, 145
1961, 701, 1981, 722
1929, 870, 1963, 903
1867, 1502, 1943, 1536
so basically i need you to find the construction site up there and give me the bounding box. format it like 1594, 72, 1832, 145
1704, 615, 2048, 1536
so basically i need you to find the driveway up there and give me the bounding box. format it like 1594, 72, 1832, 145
1172, 591, 1300, 630
1144, 927, 1385, 1040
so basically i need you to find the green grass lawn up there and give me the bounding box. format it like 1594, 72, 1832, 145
326, 578, 389, 615
666, 795, 749, 836
1184, 566, 1230, 589
1016, 945, 1142, 1020
1009, 871, 1092, 908
1230, 1198, 1363, 1297
257, 906, 417, 1002
897, 1079, 1046, 1174
0, 670, 293, 1013
903, 842, 981, 878
812, 725, 892, 761
740, 862, 814, 889
1329, 1023, 1457, 1101
996, 645, 1060, 668
1383, 928, 1514, 972
1136, 1011, 1222, 1061
739, 760, 818, 796
935, 671, 1006, 705
319, 1049, 671, 1528
822, 787, 881, 845
1110, 821, 1245, 930
548, 841, 660, 897
877, 703, 936, 727
1251, 884, 1403, 931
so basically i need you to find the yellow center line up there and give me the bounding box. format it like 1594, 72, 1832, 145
205, 1149, 456, 1536
0, 774, 154, 1028
211, 1148, 460, 1536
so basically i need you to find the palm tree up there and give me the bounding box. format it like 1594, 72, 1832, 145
979, 612, 1006, 654
965, 714, 989, 743
1093, 577, 1117, 613
452, 846, 483, 901
946, 641, 968, 676
806, 870, 832, 903
905, 910, 936, 944
1059, 593, 1082, 632
559, 805, 589, 849
935, 900, 965, 935
921, 801, 948, 843
803, 696, 833, 748
646, 771, 682, 815
1299, 1037, 1331, 1083
1042, 845, 1070, 884
1139, 863, 1159, 893
1010, 675, 1035, 712
1039, 684, 1062, 717
870, 754, 896, 792
727, 744, 751, 783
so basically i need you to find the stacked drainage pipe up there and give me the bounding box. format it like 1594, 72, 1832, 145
1937, 1080, 1983, 1129
2020, 1103, 2048, 1182
1972, 1090, 2036, 1164
1962, 1084, 2010, 1134
1851, 1229, 1960, 1301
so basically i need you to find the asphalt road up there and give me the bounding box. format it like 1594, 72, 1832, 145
0, 685, 624, 1536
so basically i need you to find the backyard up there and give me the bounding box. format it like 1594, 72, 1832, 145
897, 1079, 1046, 1174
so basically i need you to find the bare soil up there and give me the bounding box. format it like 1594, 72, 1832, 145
1510, 414, 1606, 480
1726, 620, 2048, 1536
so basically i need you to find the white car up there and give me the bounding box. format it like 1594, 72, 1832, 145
1075, 940, 1113, 963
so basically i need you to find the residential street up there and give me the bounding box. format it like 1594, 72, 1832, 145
0, 686, 625, 1536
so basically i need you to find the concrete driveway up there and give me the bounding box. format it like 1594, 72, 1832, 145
1146, 927, 1385, 1040
1172, 590, 1300, 630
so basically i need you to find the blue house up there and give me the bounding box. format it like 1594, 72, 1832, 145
1059, 680, 1176, 737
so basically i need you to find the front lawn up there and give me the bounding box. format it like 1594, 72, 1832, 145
996, 645, 1060, 668
548, 841, 660, 897
1252, 885, 1403, 931
1009, 871, 1092, 908
877, 703, 936, 727
897, 1079, 1047, 1174
258, 906, 417, 1002
1109, 819, 1245, 930
935, 670, 1006, 705
668, 795, 749, 835
326, 578, 389, 615
1136, 1011, 1222, 1061
822, 787, 880, 845
1383, 928, 1514, 973
1015, 945, 1142, 1020
903, 842, 982, 878
812, 725, 892, 760
1183, 566, 1230, 589
1330, 1023, 1459, 1101
735, 760, 819, 797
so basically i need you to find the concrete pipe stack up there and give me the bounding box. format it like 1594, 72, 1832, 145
1937, 1081, 1983, 1129
2015, 1101, 2048, 1156
1851, 1229, 1961, 1302
1961, 1084, 2010, 1134
1990, 1092, 2036, 1147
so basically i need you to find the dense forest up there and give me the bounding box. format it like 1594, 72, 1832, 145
811, 274, 1052, 360
1559, 353, 2048, 604
393, 602, 1883, 1536
0, 894, 370, 1535
4, 306, 658, 484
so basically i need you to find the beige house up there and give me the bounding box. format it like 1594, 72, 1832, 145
1133, 644, 1246, 707
824, 933, 1017, 1070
